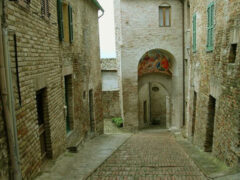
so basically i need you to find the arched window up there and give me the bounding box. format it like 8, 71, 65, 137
159, 3, 171, 27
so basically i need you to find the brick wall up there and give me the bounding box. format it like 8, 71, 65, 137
0, 98, 9, 179
102, 91, 121, 118
3, 0, 103, 178
187, 0, 240, 167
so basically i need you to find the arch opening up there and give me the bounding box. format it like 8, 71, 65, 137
138, 49, 175, 129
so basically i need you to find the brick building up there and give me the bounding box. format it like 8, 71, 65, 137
0, 0, 103, 179
185, 0, 240, 167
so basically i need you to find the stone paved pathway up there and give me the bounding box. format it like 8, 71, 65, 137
88, 129, 207, 180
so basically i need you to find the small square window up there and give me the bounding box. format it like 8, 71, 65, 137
229, 44, 237, 63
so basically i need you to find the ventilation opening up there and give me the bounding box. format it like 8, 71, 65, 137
36, 88, 52, 159
192, 91, 197, 137
204, 95, 216, 152
89, 89, 95, 132
229, 43, 237, 63
144, 101, 147, 123
64, 75, 73, 134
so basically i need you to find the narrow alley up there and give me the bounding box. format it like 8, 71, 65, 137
88, 130, 206, 180
0, 0, 240, 179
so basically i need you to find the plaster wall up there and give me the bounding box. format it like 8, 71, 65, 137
102, 71, 119, 91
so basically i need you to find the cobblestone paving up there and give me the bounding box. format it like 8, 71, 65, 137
88, 130, 207, 180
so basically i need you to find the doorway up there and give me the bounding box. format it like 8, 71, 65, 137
143, 101, 148, 124
64, 75, 73, 134
204, 95, 216, 152
192, 91, 197, 138
36, 88, 51, 159
89, 89, 95, 132
150, 83, 167, 128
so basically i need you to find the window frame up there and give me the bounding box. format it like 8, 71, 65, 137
206, 2, 214, 52
159, 5, 171, 27
57, 0, 73, 43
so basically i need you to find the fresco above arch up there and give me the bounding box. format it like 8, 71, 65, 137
138, 50, 172, 77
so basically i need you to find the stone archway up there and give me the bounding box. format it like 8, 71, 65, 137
138, 49, 175, 129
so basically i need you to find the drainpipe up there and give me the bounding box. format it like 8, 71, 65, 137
181, 0, 186, 127
0, 8, 22, 180
98, 9, 104, 19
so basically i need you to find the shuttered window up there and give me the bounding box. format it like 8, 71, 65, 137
192, 13, 197, 53
207, 2, 214, 51
57, 1, 73, 43
57, 0, 64, 41
41, 0, 50, 17
68, 5, 73, 43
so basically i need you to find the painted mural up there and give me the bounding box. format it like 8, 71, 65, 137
138, 50, 172, 77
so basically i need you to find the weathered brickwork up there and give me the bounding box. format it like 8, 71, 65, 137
186, 0, 240, 167
2, 0, 103, 178
102, 91, 121, 118
101, 58, 118, 71
0, 98, 9, 179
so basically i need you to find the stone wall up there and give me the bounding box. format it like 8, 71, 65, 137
3, 0, 103, 178
186, 0, 240, 167
102, 91, 121, 118
115, 0, 184, 130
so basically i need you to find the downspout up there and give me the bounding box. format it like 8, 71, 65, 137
181, 0, 186, 127
98, 9, 104, 19
0, 1, 22, 178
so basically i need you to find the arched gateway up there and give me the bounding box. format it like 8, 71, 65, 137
138, 49, 175, 129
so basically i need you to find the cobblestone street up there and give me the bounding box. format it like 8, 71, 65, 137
88, 129, 207, 180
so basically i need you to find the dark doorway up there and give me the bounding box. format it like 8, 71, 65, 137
64, 75, 73, 133
143, 101, 147, 123
204, 95, 216, 152
89, 89, 95, 132
192, 91, 197, 138
36, 88, 51, 159
150, 84, 167, 128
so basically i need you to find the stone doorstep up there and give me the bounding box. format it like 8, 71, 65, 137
174, 133, 240, 180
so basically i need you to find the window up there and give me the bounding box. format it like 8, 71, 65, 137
57, 0, 73, 43
207, 2, 214, 52
229, 43, 237, 63
159, 5, 171, 27
41, 0, 50, 18
192, 13, 197, 53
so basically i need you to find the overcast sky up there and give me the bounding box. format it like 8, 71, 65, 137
98, 0, 116, 58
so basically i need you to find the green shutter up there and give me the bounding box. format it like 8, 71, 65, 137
193, 13, 197, 53
57, 0, 64, 41
207, 2, 214, 51
68, 5, 73, 43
